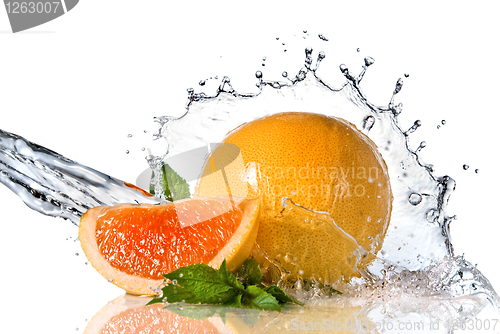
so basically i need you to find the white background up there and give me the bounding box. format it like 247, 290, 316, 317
1, 1, 499, 332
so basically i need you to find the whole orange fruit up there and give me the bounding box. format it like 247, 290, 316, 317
196, 112, 392, 284
79, 198, 260, 295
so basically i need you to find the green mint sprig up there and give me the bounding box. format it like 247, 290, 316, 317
149, 163, 190, 202
148, 259, 303, 311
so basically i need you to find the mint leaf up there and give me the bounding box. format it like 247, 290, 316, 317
219, 259, 245, 292
149, 263, 238, 305
150, 163, 190, 201
243, 285, 281, 311
147, 295, 164, 306
224, 293, 243, 308
148, 259, 308, 312
236, 258, 262, 286
264, 285, 304, 306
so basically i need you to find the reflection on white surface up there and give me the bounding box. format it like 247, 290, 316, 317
84, 294, 500, 333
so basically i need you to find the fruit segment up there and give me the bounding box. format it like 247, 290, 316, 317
79, 197, 260, 295
95, 199, 242, 280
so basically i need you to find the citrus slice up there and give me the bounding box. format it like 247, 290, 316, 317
79, 197, 260, 295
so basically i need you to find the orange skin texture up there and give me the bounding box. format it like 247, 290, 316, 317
197, 112, 392, 283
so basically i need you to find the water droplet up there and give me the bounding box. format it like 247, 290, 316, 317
364, 57, 375, 67
441, 120, 446, 125
172, 279, 178, 285
409, 193, 422, 205
199, 80, 206, 86
406, 120, 421, 134
356, 48, 360, 52
394, 78, 403, 94
303, 29, 307, 33
318, 33, 328, 41
362, 115, 375, 131
127, 134, 132, 138
141, 147, 145, 151
108, 277, 114, 282
218, 76, 234, 93
304, 47, 313, 67
463, 164, 469, 170
255, 71, 262, 79
339, 64, 348, 74
475, 169, 479, 173
125, 150, 129, 154
282, 71, 288, 78
295, 68, 307, 81
426, 209, 438, 224
339, 64, 355, 82
262, 56, 266, 61
416, 141, 427, 152
393, 103, 403, 115
144, 130, 147, 133
75, 253, 79, 256
179, 273, 183, 278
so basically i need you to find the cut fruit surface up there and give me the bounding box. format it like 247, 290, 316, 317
79, 197, 260, 295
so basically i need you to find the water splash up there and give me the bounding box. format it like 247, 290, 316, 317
147, 46, 499, 308
0, 129, 160, 225
152, 49, 445, 267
